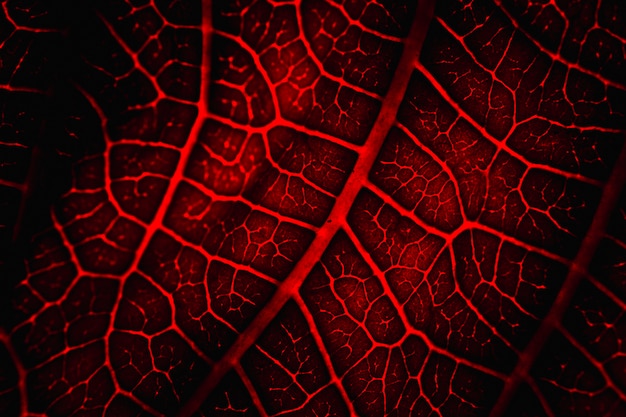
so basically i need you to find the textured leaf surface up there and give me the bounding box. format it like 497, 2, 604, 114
1, 0, 625, 416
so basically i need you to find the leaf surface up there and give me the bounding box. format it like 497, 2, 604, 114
1, 0, 625, 416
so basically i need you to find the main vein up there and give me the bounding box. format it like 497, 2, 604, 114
177, 1, 438, 415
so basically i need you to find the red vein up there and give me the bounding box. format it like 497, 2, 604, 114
488, 139, 626, 417
176, 1, 437, 415
0, 329, 28, 416
343, 223, 509, 380
292, 294, 359, 416
557, 323, 626, 402
492, 0, 626, 91
235, 364, 270, 417
415, 62, 607, 188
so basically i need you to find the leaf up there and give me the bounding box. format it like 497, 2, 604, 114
1, 0, 625, 416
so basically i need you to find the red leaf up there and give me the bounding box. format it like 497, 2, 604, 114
1, 0, 625, 416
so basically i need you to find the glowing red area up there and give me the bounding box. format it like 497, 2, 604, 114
1, 0, 625, 416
